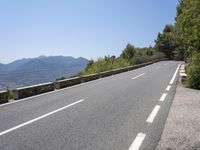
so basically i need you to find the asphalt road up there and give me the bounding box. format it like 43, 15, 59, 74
0, 61, 181, 150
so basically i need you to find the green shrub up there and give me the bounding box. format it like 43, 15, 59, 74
187, 52, 200, 89
79, 56, 131, 76
112, 57, 131, 69
132, 56, 151, 64
151, 52, 166, 60
7, 88, 14, 100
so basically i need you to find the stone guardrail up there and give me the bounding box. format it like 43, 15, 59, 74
13, 82, 55, 100
55, 73, 100, 89
179, 63, 187, 84
0, 58, 168, 102
0, 91, 8, 104
54, 60, 158, 89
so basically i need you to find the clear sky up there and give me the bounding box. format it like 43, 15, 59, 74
0, 0, 178, 64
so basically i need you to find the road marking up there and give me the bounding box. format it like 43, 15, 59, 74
0, 77, 101, 107
164, 64, 168, 66
146, 105, 160, 123
159, 93, 167, 102
0, 71, 144, 107
129, 133, 146, 150
166, 85, 171, 91
0, 99, 84, 136
169, 64, 181, 84
131, 73, 145, 80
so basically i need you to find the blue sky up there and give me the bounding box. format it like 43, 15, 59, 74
0, 0, 178, 64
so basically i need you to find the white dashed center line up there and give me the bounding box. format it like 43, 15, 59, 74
0, 99, 84, 136
166, 85, 171, 91
159, 93, 167, 102
146, 105, 160, 123
131, 73, 145, 80
129, 133, 146, 150
128, 63, 181, 150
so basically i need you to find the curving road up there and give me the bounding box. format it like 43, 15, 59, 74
0, 61, 181, 150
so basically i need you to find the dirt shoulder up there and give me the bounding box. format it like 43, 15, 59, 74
156, 85, 200, 150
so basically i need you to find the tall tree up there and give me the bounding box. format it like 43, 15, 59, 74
174, 0, 200, 89
155, 25, 176, 59
175, 0, 200, 59
121, 44, 135, 61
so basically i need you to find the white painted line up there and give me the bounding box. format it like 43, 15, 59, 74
166, 85, 171, 91
129, 133, 146, 150
0, 77, 102, 107
169, 64, 181, 85
164, 64, 168, 66
146, 105, 160, 123
0, 99, 84, 136
159, 93, 167, 102
0, 69, 143, 107
131, 73, 145, 80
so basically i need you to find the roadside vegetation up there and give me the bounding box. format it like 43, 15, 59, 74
78, 45, 166, 76
160, 0, 200, 89
7, 88, 14, 100
78, 0, 200, 89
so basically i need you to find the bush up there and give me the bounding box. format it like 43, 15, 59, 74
7, 88, 14, 100
132, 56, 151, 65
79, 56, 131, 76
112, 57, 131, 69
131, 52, 166, 65
187, 52, 200, 89
151, 52, 166, 60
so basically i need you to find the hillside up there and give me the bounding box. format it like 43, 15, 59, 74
0, 56, 88, 90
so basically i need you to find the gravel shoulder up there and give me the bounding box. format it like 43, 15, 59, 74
156, 85, 200, 150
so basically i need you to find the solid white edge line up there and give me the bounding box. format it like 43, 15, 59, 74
0, 99, 84, 136
169, 64, 181, 85
131, 73, 146, 80
146, 105, 160, 123
159, 93, 167, 102
129, 133, 146, 150
166, 85, 171, 91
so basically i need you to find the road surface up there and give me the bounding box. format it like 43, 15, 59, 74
0, 61, 181, 150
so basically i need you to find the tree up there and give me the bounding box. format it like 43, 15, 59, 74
174, 0, 200, 89
155, 25, 177, 59
174, 0, 200, 59
104, 55, 116, 64
110, 55, 116, 64
85, 59, 94, 71
121, 44, 135, 61
187, 52, 200, 89
146, 49, 154, 56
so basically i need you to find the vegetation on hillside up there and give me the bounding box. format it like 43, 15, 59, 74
78, 44, 166, 76
79, 0, 200, 89
175, 0, 200, 89
154, 0, 200, 89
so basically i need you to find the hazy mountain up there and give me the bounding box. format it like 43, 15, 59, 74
0, 56, 88, 90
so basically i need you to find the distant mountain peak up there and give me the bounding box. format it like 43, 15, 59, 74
38, 55, 47, 58
0, 56, 88, 90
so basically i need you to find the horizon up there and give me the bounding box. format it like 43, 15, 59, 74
0, 0, 178, 63
0, 55, 89, 65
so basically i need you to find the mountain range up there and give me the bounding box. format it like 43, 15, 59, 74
0, 56, 88, 90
